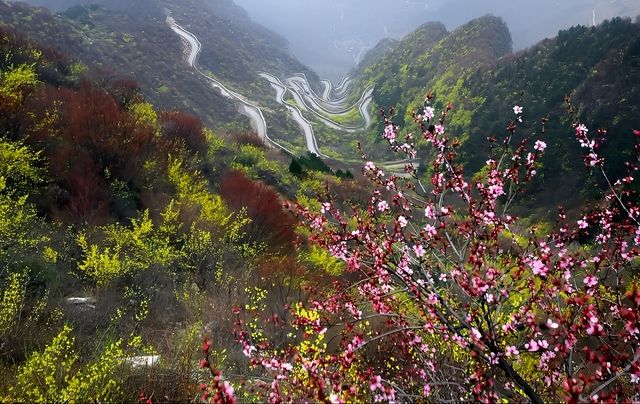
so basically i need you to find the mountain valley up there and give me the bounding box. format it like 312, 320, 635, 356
1, 1, 640, 402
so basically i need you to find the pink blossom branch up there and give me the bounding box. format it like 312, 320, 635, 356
584, 352, 640, 400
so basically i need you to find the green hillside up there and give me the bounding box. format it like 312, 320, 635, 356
0, 0, 317, 138
458, 18, 640, 211
348, 16, 639, 209
344, 17, 511, 159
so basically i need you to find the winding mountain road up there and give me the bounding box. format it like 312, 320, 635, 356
258, 72, 324, 157
167, 16, 296, 155
168, 14, 414, 173
287, 75, 369, 116
267, 72, 374, 134
333, 76, 352, 98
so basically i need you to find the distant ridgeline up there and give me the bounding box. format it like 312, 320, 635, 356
350, 15, 640, 211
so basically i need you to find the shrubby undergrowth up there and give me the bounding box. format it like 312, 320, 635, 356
0, 26, 332, 402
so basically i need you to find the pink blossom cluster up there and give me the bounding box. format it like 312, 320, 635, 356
232, 97, 640, 402
199, 338, 236, 403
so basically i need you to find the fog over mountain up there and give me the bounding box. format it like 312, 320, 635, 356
233, 0, 640, 80
12, 0, 640, 81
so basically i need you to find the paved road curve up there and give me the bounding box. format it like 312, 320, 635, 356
168, 14, 414, 173
167, 16, 296, 155
258, 72, 324, 156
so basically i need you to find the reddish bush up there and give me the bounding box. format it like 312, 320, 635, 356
160, 111, 207, 156
107, 78, 142, 108
18, 79, 157, 220
219, 171, 297, 251
58, 82, 154, 181
65, 151, 109, 222
231, 131, 266, 149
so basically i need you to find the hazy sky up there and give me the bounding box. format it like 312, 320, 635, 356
233, 0, 640, 81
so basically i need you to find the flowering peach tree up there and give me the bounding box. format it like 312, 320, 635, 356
227, 96, 640, 403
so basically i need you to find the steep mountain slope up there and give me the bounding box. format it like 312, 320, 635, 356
357, 16, 511, 113
0, 1, 234, 128
458, 18, 640, 210
351, 20, 449, 111
343, 16, 511, 159
161, 0, 319, 89
355, 38, 399, 72
348, 15, 640, 210
0, 0, 318, 135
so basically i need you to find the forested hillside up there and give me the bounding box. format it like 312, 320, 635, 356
0, 0, 318, 133
458, 18, 640, 211
353, 17, 511, 121
350, 16, 640, 211
338, 17, 511, 160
